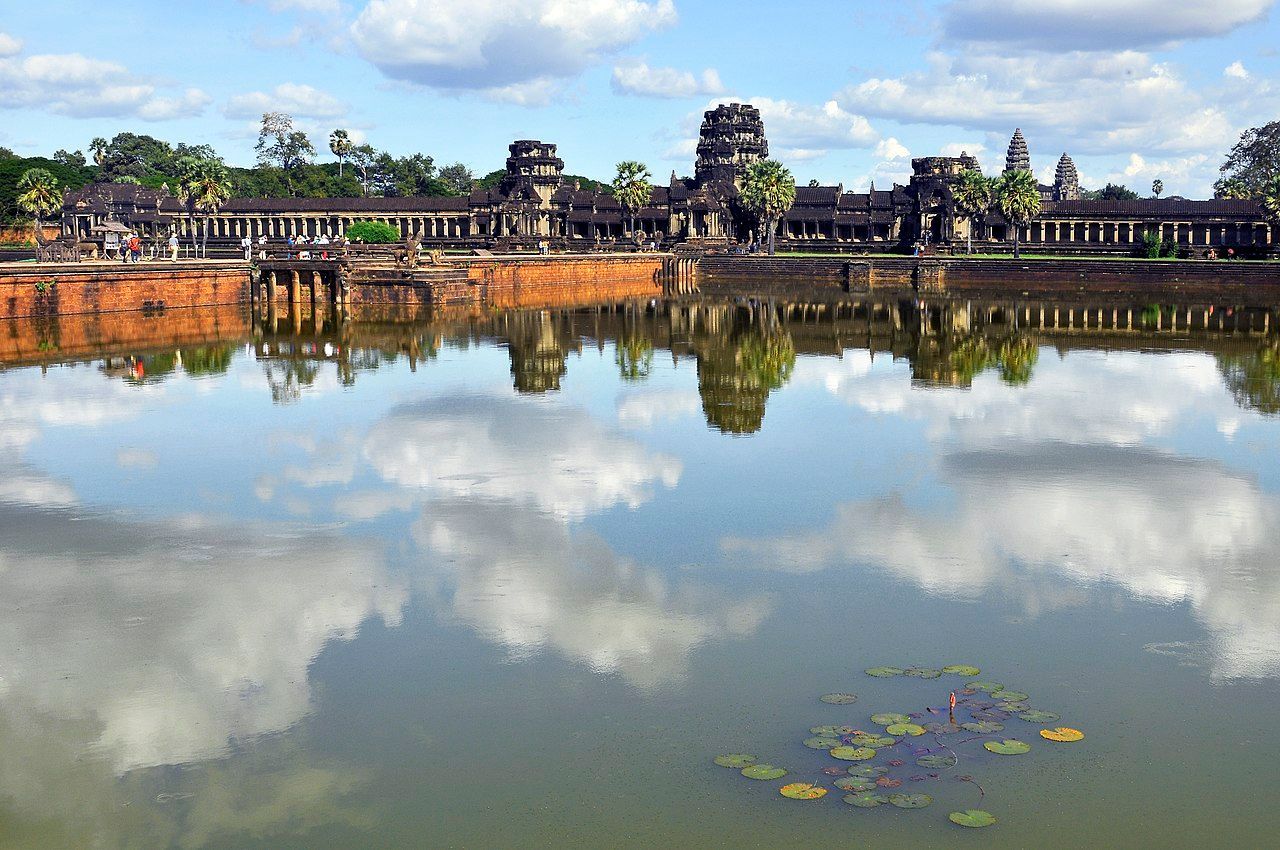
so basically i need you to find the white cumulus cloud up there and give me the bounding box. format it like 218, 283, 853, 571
0, 48, 208, 120
612, 59, 725, 98
225, 82, 349, 120
350, 0, 676, 98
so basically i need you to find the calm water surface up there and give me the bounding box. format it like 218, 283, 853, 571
3, 299, 1280, 848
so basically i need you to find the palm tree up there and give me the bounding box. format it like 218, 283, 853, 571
993, 169, 1041, 260
1152, 179, 1164, 199
1261, 175, 1280, 250
329, 129, 353, 178
1215, 177, 1250, 199
16, 168, 62, 247
178, 159, 231, 258
612, 160, 653, 242
89, 137, 108, 169
953, 169, 994, 255
740, 159, 796, 255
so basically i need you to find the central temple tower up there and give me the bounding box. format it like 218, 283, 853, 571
499, 140, 565, 206
694, 103, 768, 191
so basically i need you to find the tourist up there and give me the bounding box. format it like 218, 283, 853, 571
129, 233, 143, 263
286, 234, 295, 259
257, 234, 267, 259
240, 234, 252, 261
297, 234, 311, 260
316, 232, 330, 260
168, 233, 179, 261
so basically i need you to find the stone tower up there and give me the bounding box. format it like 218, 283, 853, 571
694, 103, 769, 190
1054, 153, 1081, 201
499, 140, 564, 206
1004, 129, 1031, 174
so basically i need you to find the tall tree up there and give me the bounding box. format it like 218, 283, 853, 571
89, 137, 108, 168
439, 162, 475, 195
740, 159, 796, 255
348, 144, 377, 196
1219, 120, 1280, 198
993, 169, 1041, 260
612, 160, 653, 239
52, 149, 86, 168
1152, 179, 1164, 199
1215, 177, 1250, 199
952, 169, 994, 255
255, 112, 315, 194
329, 129, 353, 178
177, 157, 231, 258
16, 168, 61, 243
1261, 175, 1280, 240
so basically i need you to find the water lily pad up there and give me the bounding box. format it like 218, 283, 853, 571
835, 777, 880, 792
810, 725, 857, 736
844, 792, 888, 808
974, 709, 1011, 721
875, 776, 902, 788
847, 765, 890, 779
949, 809, 997, 828
965, 681, 1003, 692
904, 667, 943, 679
961, 721, 1005, 733
741, 764, 788, 780
983, 739, 1031, 755
714, 754, 757, 768
871, 713, 911, 726
996, 702, 1029, 712
820, 693, 858, 705
886, 723, 926, 737
830, 746, 876, 761
1040, 727, 1085, 742
804, 736, 843, 749
942, 665, 981, 676
850, 734, 897, 749
1018, 710, 1060, 724
992, 690, 1028, 702
780, 782, 828, 800
889, 793, 932, 809
865, 667, 904, 677
916, 754, 958, 769
924, 722, 959, 734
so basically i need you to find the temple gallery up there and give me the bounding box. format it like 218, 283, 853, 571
63, 104, 1275, 258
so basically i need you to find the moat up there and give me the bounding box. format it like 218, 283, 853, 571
3, 296, 1280, 847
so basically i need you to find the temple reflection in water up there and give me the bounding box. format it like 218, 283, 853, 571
5, 295, 1280, 429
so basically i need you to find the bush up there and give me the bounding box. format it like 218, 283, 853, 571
346, 220, 401, 243
1142, 232, 1162, 258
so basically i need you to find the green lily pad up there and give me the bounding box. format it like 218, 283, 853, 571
741, 764, 787, 780
844, 792, 889, 808
870, 713, 911, 726
820, 692, 859, 704
965, 681, 1003, 692
804, 736, 843, 749
949, 809, 997, 828
714, 754, 756, 768
916, 754, 958, 769
924, 722, 959, 734
904, 667, 943, 679
830, 746, 876, 761
997, 702, 1030, 712
847, 765, 890, 779
865, 667, 904, 678
983, 739, 1031, 755
1018, 710, 1060, 723
835, 777, 880, 792
942, 665, 981, 676
992, 690, 1028, 702
886, 722, 926, 737
889, 793, 933, 809
810, 725, 857, 736
850, 734, 897, 749
961, 721, 1004, 733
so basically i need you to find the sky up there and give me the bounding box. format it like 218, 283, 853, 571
0, 0, 1277, 197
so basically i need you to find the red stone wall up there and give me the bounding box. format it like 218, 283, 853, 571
0, 262, 251, 319
463, 255, 663, 308
0, 224, 60, 245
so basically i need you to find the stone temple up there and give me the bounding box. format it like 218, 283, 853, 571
62, 104, 1275, 257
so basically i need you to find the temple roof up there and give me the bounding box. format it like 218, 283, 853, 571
1043, 198, 1261, 216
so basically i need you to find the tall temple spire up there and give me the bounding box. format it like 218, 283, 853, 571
1054, 153, 1081, 201
1004, 129, 1031, 174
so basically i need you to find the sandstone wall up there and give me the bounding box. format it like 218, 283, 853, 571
0, 262, 251, 319
462, 255, 664, 308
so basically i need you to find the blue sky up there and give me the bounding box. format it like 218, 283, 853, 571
1, 0, 1277, 196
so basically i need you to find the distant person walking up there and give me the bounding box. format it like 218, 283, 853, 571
240, 234, 252, 261
129, 233, 142, 263
168, 233, 179, 261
